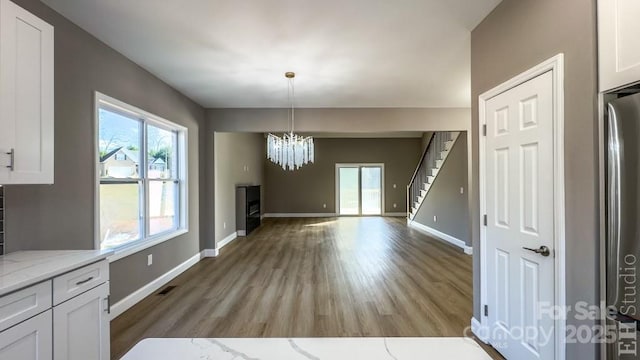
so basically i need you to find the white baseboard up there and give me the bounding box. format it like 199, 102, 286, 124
263, 213, 337, 218
383, 212, 407, 217
408, 220, 473, 255
202, 232, 239, 260
216, 231, 237, 251
110, 252, 201, 320
471, 317, 489, 344
201, 249, 218, 258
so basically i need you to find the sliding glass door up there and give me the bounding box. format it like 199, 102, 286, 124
336, 164, 383, 216
338, 166, 360, 215
361, 166, 382, 215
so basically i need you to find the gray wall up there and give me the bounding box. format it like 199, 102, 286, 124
471, 0, 598, 358
421, 132, 434, 151
414, 135, 469, 245
207, 108, 471, 132
264, 138, 422, 214
214, 133, 264, 244
201, 124, 215, 251
3, 0, 205, 303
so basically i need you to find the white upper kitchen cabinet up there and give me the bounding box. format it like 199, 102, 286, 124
599, 0, 640, 92
0, 0, 54, 184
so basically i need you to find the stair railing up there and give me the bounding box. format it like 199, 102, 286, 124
406, 132, 452, 219
407, 133, 434, 218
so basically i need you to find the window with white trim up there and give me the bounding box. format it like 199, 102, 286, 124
96, 93, 188, 251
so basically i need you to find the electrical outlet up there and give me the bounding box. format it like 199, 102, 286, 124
323, 203, 327, 208
393, 184, 397, 189
460, 187, 465, 194
433, 215, 437, 222
147, 254, 153, 266
223, 222, 226, 229
393, 203, 397, 208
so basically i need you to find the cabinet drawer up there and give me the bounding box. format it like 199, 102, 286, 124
0, 281, 51, 332
53, 260, 108, 305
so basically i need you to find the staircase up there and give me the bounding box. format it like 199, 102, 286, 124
407, 131, 461, 221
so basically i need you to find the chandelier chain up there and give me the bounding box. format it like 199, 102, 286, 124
289, 76, 295, 134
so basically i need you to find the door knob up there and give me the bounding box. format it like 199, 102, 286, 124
522, 245, 551, 257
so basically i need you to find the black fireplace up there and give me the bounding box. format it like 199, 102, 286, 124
236, 185, 261, 236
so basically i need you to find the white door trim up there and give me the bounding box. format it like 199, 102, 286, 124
478, 54, 565, 360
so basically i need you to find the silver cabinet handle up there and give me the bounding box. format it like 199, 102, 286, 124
523, 246, 551, 257
6, 149, 14, 171
104, 296, 110, 314
75, 276, 94, 286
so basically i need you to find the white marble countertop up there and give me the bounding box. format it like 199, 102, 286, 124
121, 337, 493, 359
0, 250, 113, 296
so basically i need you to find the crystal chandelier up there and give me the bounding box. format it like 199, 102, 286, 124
266, 72, 314, 171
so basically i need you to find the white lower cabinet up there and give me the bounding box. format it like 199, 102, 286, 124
0, 310, 52, 360
0, 259, 110, 360
53, 283, 110, 360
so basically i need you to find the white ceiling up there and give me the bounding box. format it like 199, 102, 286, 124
43, 0, 501, 108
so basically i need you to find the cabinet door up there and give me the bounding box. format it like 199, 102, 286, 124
0, 0, 54, 184
599, 0, 640, 91
0, 310, 52, 360
53, 283, 110, 360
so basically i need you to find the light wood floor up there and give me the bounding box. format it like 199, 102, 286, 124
111, 217, 502, 359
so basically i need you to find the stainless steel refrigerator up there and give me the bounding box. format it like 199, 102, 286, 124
607, 92, 640, 360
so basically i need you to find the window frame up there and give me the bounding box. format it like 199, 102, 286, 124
94, 92, 189, 261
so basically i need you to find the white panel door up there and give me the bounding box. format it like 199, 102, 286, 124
0, 310, 52, 360
0, 0, 54, 184
53, 283, 110, 360
485, 71, 555, 360
598, 0, 640, 91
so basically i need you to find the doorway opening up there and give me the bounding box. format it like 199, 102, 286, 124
336, 164, 384, 216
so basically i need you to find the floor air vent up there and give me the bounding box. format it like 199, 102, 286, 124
157, 285, 177, 295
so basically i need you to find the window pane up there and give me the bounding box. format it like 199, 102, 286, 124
147, 124, 177, 179
98, 108, 141, 179
361, 167, 382, 215
100, 183, 141, 249
149, 180, 177, 236
339, 167, 360, 215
